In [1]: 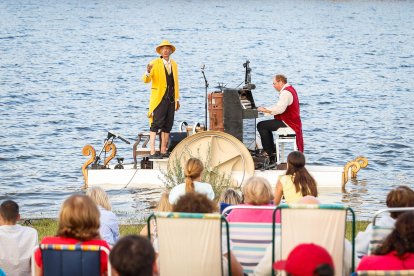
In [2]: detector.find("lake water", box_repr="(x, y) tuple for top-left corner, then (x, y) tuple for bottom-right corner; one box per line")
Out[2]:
(1, 0), (413, 222)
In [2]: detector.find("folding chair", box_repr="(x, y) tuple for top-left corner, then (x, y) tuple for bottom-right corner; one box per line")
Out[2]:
(272, 204), (355, 276)
(222, 205), (280, 275)
(32, 244), (111, 276)
(148, 212), (231, 276)
(368, 207), (414, 255)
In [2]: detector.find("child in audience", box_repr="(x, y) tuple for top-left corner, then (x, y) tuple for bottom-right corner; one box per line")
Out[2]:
(355, 186), (414, 258)
(87, 186), (120, 245)
(140, 191), (173, 241)
(0, 200), (38, 276)
(273, 243), (334, 276)
(219, 188), (243, 213)
(357, 211), (414, 270)
(274, 151), (318, 205)
(169, 158), (215, 204)
(110, 235), (158, 276)
(226, 176), (280, 223)
(34, 194), (110, 276)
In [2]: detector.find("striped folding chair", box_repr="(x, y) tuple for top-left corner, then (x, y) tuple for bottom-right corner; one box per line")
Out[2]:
(272, 204), (355, 276)
(32, 244), (111, 276)
(222, 205), (280, 275)
(148, 211), (231, 276)
(368, 207), (414, 255)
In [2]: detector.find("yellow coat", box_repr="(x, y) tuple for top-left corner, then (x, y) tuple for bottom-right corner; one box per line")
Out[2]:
(142, 57), (179, 124)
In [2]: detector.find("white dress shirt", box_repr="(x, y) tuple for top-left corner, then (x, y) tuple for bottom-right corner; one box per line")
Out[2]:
(265, 83), (293, 115)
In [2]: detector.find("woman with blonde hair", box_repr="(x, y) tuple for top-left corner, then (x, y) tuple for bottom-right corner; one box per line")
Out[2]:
(274, 151), (318, 205)
(86, 186), (119, 245)
(34, 194), (110, 275)
(226, 176), (280, 223)
(169, 158), (214, 204)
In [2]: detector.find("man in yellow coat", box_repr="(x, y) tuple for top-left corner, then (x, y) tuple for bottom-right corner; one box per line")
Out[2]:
(142, 40), (180, 159)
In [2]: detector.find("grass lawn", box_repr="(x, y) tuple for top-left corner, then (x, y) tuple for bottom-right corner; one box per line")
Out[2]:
(26, 218), (369, 242)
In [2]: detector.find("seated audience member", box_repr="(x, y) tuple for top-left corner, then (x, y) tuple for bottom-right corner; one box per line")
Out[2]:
(87, 186), (120, 245)
(172, 192), (244, 276)
(226, 176), (280, 223)
(169, 158), (215, 204)
(219, 188), (243, 213)
(274, 151), (318, 205)
(254, 196), (354, 276)
(355, 186), (414, 258)
(357, 211), (414, 271)
(140, 191), (173, 242)
(0, 200), (38, 276)
(110, 235), (158, 276)
(273, 243), (334, 276)
(34, 194), (110, 276)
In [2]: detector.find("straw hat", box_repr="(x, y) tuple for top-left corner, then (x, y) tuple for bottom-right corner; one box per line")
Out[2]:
(156, 40), (176, 54)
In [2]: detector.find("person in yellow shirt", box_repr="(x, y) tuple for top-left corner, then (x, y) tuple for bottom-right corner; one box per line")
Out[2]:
(274, 151), (318, 204)
(142, 40), (180, 159)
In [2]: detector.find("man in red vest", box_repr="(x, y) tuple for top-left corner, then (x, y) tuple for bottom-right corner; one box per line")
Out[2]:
(257, 74), (304, 163)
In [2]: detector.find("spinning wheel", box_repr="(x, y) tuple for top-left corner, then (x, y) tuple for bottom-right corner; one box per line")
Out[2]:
(168, 131), (255, 186)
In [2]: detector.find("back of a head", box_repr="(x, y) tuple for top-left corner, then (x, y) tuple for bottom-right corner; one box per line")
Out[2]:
(110, 235), (155, 276)
(57, 194), (100, 241)
(156, 191), (173, 212)
(286, 151), (318, 197)
(220, 188), (243, 205)
(173, 192), (216, 213)
(375, 211), (414, 256)
(242, 176), (272, 205)
(86, 186), (112, 211)
(184, 158), (204, 193)
(386, 186), (414, 219)
(0, 200), (19, 224)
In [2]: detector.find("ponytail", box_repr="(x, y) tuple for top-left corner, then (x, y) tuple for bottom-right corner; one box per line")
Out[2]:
(184, 158), (204, 193)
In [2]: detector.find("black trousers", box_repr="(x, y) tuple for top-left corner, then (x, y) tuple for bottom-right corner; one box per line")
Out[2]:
(257, 119), (287, 156)
(150, 97), (175, 133)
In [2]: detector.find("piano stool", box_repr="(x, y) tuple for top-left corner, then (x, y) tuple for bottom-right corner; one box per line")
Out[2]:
(273, 127), (297, 164)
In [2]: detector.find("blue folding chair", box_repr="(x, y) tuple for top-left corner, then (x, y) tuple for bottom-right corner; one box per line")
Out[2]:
(32, 244), (111, 276)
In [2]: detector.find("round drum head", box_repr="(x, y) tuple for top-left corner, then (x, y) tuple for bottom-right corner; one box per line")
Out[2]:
(168, 131), (255, 186)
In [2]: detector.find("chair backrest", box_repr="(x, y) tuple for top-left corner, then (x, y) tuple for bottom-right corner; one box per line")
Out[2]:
(273, 204), (355, 276)
(368, 207), (414, 255)
(148, 212), (230, 276)
(32, 244), (111, 276)
(356, 270), (414, 276)
(222, 205), (281, 275)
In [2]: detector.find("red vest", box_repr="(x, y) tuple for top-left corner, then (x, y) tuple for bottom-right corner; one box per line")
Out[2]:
(274, 85), (304, 152)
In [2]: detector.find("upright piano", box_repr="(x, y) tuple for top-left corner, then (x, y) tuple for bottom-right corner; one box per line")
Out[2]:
(208, 71), (258, 142)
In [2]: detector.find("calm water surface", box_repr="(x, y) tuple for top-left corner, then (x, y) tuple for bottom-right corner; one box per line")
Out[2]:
(1, 0), (413, 222)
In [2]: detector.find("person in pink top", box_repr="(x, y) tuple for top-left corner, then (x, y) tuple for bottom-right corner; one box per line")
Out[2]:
(357, 211), (414, 271)
(226, 176), (280, 223)
(34, 194), (110, 276)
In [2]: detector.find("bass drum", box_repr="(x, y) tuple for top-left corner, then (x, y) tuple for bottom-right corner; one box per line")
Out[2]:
(167, 131), (255, 187)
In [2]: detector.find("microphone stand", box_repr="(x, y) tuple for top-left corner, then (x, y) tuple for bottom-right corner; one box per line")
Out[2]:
(201, 67), (209, 130)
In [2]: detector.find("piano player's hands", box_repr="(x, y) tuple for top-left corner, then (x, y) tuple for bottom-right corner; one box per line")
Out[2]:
(257, 106), (270, 114)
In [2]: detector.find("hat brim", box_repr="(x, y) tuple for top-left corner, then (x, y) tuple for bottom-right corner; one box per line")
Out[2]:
(156, 45), (176, 55)
(273, 260), (287, 271)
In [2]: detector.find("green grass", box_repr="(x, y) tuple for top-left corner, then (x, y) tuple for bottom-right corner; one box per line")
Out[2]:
(26, 218), (369, 242)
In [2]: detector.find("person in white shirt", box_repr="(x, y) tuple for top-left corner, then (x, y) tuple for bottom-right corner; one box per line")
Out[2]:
(355, 186), (414, 259)
(257, 74), (304, 164)
(0, 200), (38, 276)
(169, 158), (215, 204)
(86, 186), (120, 246)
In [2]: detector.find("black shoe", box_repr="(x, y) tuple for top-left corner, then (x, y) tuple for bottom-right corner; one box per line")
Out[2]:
(161, 152), (170, 158)
(149, 153), (162, 159)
